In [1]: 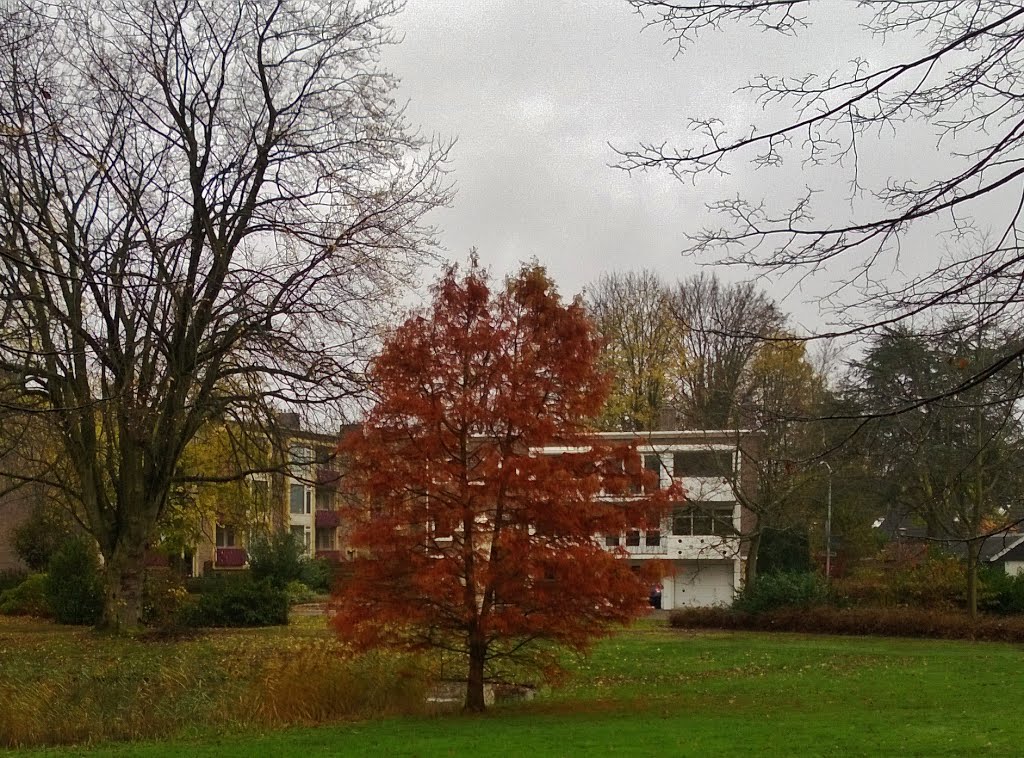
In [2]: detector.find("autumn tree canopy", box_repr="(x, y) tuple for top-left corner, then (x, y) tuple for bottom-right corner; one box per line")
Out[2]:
(332, 263), (669, 712)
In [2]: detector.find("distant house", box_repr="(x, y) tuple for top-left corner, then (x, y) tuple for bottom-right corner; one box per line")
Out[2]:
(566, 429), (758, 609)
(192, 426), (759, 604)
(979, 533), (1024, 577)
(191, 416), (351, 575)
(872, 513), (1024, 577)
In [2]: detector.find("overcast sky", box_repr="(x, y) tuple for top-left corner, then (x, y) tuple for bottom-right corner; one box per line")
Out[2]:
(379, 0), (893, 333)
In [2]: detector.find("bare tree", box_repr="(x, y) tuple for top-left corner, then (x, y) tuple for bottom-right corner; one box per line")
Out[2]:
(670, 272), (782, 428)
(0, 0), (450, 631)
(586, 270), (677, 431)
(619, 1), (1024, 395)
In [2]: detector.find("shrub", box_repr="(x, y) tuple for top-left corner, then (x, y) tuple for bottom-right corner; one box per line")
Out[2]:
(980, 567), (1024, 615)
(832, 557), (965, 610)
(0, 568), (28, 593)
(0, 573), (51, 617)
(181, 576), (288, 627)
(300, 557), (333, 594)
(46, 538), (103, 625)
(733, 571), (829, 614)
(248, 532), (307, 589)
(141, 569), (192, 631)
(12, 505), (76, 572)
(285, 580), (316, 605)
(670, 605), (1024, 642)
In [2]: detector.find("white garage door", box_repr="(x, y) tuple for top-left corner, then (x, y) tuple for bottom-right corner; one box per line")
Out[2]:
(673, 562), (735, 608)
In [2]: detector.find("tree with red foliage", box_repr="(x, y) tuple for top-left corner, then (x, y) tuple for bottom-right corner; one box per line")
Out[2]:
(331, 262), (671, 712)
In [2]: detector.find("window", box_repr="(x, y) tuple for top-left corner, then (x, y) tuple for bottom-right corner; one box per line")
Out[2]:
(645, 529), (661, 547)
(289, 484), (305, 515)
(289, 445), (313, 479)
(315, 486), (334, 511)
(315, 527), (334, 550)
(673, 450), (733, 477)
(671, 503), (735, 535)
(644, 454), (662, 490)
(604, 534), (620, 547)
(290, 525), (310, 549)
(215, 525), (236, 548)
(625, 529), (641, 547)
(671, 506), (690, 536)
(692, 508), (715, 535)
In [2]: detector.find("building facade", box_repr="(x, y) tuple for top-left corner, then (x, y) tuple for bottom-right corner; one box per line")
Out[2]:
(191, 420), (351, 575)
(585, 430), (758, 609)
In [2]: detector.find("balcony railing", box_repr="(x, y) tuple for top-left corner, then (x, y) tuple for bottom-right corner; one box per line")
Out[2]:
(315, 549), (344, 563)
(619, 542), (668, 556)
(315, 509), (341, 528)
(215, 547), (247, 568)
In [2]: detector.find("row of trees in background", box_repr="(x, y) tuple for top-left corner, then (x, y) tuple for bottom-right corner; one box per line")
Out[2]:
(613, 0), (1024, 616)
(587, 270), (830, 582)
(845, 315), (1024, 616)
(586, 269), (1024, 615)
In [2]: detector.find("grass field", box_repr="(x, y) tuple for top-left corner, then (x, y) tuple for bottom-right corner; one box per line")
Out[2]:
(4, 615), (1023, 756)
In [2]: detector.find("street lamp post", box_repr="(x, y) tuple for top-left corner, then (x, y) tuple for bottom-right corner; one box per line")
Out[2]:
(820, 461), (833, 580)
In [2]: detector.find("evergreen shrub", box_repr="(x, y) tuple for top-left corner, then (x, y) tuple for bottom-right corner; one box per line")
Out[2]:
(46, 538), (103, 625)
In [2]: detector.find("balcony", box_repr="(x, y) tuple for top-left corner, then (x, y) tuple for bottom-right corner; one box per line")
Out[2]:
(620, 541), (668, 556)
(315, 509), (341, 528)
(604, 531), (667, 557)
(215, 547), (247, 568)
(665, 535), (740, 561)
(315, 549), (344, 563)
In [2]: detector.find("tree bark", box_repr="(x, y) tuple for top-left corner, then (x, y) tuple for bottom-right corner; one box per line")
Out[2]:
(966, 539), (980, 620)
(464, 637), (487, 713)
(744, 530), (761, 587)
(98, 541), (147, 633)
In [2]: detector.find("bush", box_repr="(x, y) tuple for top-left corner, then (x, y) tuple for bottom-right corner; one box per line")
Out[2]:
(670, 605), (1024, 642)
(733, 571), (829, 614)
(0, 569), (28, 593)
(980, 567), (1024, 615)
(300, 558), (333, 594)
(141, 569), (192, 631)
(0, 574), (51, 617)
(832, 557), (965, 610)
(12, 506), (76, 572)
(181, 575), (288, 627)
(248, 532), (306, 589)
(46, 538), (103, 625)
(285, 580), (316, 605)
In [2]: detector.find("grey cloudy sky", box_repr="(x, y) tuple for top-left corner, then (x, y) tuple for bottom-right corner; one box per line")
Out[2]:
(380, 1), (930, 333)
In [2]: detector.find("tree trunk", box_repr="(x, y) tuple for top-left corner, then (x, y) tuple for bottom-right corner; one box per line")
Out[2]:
(744, 530), (761, 587)
(98, 542), (146, 633)
(464, 638), (487, 713)
(966, 539), (980, 620)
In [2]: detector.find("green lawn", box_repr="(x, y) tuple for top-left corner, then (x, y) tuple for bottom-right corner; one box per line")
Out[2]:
(5, 617), (1023, 757)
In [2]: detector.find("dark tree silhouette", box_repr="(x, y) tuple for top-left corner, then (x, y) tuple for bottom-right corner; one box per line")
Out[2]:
(0, 0), (450, 631)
